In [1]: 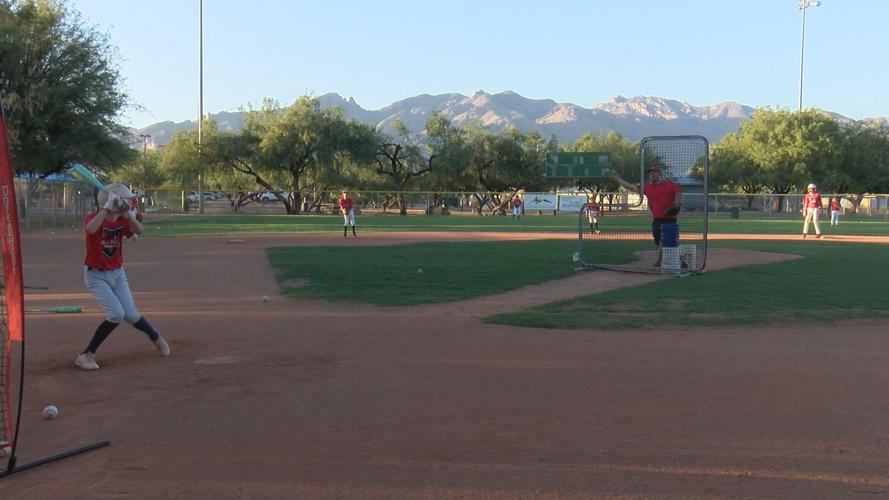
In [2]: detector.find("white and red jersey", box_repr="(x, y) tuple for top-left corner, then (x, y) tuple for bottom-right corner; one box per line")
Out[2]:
(338, 196), (353, 213)
(84, 212), (133, 270)
(638, 181), (681, 219)
(829, 198), (840, 211)
(804, 192), (823, 209)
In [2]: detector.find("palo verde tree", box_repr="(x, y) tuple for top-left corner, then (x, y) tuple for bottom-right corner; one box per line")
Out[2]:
(423, 112), (473, 195)
(256, 96), (377, 214)
(735, 108), (843, 199)
(830, 122), (889, 213)
(463, 125), (539, 215)
(0, 0), (132, 173)
(710, 134), (767, 209)
(374, 120), (433, 215)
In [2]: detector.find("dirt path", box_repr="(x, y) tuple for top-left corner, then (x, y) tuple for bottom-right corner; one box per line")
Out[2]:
(4, 229), (889, 499)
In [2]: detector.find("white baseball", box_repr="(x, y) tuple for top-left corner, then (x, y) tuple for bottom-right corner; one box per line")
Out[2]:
(417, 268), (423, 273)
(262, 295), (269, 302)
(43, 405), (59, 419)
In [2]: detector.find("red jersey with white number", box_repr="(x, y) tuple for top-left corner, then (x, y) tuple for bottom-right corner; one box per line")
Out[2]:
(84, 213), (133, 270)
(338, 197), (353, 212)
(637, 181), (681, 219)
(803, 192), (822, 209)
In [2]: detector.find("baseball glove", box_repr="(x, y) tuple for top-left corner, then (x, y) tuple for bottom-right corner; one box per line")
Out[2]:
(664, 205), (681, 217)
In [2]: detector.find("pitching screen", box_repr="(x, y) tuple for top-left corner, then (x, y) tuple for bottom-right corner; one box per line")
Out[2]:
(576, 135), (709, 275)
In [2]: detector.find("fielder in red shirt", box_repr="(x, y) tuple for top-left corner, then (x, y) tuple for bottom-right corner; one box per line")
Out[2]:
(609, 165), (682, 267)
(511, 194), (523, 220)
(75, 183), (170, 371)
(801, 183), (823, 238)
(339, 189), (357, 237)
(829, 195), (841, 226)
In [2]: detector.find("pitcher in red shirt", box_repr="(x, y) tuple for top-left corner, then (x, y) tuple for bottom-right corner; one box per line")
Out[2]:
(609, 165), (682, 267)
(801, 183), (823, 238)
(339, 189), (357, 237)
(75, 183), (170, 371)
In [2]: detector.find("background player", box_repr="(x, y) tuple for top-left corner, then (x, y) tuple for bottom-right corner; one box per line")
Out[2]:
(511, 194), (523, 220)
(75, 184), (170, 370)
(829, 195), (841, 226)
(609, 165), (682, 267)
(339, 189), (357, 237)
(580, 195), (601, 234)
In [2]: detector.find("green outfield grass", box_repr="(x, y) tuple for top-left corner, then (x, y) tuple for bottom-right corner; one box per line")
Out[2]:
(268, 239), (598, 306)
(146, 212), (889, 237)
(486, 240), (889, 330)
(268, 237), (889, 329)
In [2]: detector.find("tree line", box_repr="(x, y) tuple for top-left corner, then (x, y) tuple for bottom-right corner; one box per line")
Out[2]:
(2, 0), (888, 215)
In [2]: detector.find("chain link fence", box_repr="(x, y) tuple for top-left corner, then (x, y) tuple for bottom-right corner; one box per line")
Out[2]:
(12, 178), (889, 230)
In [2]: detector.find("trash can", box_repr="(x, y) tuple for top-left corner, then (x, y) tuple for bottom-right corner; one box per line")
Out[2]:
(660, 223), (679, 248)
(660, 223), (681, 271)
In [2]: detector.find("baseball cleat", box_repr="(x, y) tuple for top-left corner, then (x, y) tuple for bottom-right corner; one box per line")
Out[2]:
(75, 352), (100, 370)
(154, 335), (171, 356)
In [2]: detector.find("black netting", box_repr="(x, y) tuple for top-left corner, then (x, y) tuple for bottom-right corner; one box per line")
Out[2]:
(577, 136), (709, 275)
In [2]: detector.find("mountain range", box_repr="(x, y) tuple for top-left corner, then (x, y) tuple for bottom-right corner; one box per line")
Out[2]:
(134, 91), (888, 148)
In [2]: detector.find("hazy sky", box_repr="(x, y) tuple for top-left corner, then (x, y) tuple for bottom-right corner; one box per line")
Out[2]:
(69, 0), (888, 129)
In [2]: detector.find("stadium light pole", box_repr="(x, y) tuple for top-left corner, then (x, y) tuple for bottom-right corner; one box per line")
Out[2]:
(797, 0), (821, 112)
(197, 0), (204, 213)
(139, 134), (151, 157)
(138, 134), (151, 179)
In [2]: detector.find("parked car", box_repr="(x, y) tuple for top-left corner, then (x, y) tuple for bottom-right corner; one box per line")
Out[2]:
(188, 191), (220, 202)
(259, 191), (289, 202)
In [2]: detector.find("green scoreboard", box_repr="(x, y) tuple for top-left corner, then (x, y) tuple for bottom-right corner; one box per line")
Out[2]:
(545, 152), (613, 178)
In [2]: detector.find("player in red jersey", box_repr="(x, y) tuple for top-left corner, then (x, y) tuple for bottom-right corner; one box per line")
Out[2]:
(339, 189), (357, 237)
(829, 195), (841, 226)
(511, 194), (523, 219)
(75, 184), (170, 370)
(801, 183), (823, 238)
(609, 165), (682, 267)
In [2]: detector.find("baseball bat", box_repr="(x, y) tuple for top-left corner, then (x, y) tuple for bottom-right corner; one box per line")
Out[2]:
(68, 164), (107, 192)
(25, 305), (82, 314)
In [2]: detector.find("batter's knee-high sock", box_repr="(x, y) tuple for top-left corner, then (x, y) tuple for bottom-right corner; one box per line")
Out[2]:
(132, 316), (160, 341)
(352, 225), (357, 236)
(84, 320), (120, 354)
(343, 226), (348, 237)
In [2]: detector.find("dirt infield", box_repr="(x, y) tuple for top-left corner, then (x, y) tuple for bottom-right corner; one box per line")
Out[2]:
(4, 229), (889, 498)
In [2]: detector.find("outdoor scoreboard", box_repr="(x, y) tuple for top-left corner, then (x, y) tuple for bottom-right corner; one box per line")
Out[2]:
(545, 152), (613, 178)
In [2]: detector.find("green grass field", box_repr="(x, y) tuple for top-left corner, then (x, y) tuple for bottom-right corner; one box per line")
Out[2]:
(147, 212), (889, 237)
(145, 212), (889, 330)
(269, 239), (585, 306)
(486, 240), (889, 330)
